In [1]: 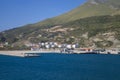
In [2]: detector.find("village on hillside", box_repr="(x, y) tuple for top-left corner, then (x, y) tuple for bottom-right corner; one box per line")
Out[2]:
(1, 41), (120, 54)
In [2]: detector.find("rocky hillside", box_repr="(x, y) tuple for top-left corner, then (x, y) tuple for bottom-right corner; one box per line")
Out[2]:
(0, 0), (120, 49)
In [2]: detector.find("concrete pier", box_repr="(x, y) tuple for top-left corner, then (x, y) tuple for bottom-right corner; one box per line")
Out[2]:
(0, 49), (119, 57)
(0, 51), (42, 57)
(0, 50), (61, 57)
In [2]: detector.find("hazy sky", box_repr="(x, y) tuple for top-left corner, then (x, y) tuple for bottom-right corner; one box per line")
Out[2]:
(0, 0), (86, 31)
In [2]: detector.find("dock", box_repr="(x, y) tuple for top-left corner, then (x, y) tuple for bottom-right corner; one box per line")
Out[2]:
(0, 51), (42, 57)
(0, 50), (61, 57)
(0, 48), (120, 57)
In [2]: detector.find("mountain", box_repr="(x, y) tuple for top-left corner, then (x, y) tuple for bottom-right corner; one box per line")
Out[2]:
(35, 0), (120, 25)
(0, 0), (120, 49)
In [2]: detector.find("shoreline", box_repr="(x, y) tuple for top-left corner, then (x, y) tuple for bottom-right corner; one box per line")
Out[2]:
(0, 50), (61, 57)
(0, 49), (119, 57)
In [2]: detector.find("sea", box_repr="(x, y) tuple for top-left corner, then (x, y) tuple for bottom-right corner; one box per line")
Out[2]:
(0, 53), (120, 80)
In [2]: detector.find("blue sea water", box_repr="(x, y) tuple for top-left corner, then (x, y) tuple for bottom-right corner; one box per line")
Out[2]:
(0, 53), (120, 80)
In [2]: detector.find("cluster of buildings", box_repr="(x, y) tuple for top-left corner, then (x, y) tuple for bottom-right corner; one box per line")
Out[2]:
(1, 41), (120, 54)
(26, 42), (120, 54)
(26, 42), (79, 51)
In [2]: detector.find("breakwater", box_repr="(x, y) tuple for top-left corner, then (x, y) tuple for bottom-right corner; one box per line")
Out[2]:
(0, 50), (61, 57)
(0, 48), (120, 57)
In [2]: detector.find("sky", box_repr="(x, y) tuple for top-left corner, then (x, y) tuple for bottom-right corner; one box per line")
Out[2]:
(0, 0), (86, 32)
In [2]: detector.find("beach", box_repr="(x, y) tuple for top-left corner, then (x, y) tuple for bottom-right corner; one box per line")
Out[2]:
(0, 50), (61, 57)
